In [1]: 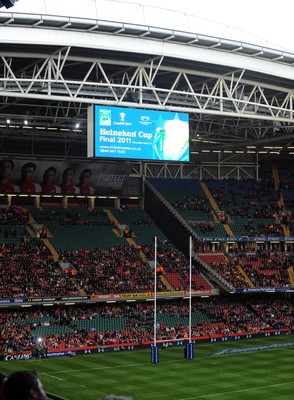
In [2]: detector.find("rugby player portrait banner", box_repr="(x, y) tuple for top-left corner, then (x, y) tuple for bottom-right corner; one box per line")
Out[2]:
(0, 159), (131, 195)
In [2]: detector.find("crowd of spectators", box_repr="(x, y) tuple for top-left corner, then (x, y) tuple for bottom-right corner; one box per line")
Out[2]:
(172, 178), (289, 241)
(198, 223), (215, 234)
(59, 243), (208, 295)
(0, 205), (30, 241)
(205, 179), (281, 232)
(0, 297), (292, 355)
(242, 222), (284, 237)
(0, 240), (79, 299)
(198, 250), (293, 289)
(173, 195), (210, 214)
(142, 244), (207, 290)
(250, 298), (293, 330)
(0, 204), (291, 300)
(143, 245), (189, 274)
(279, 164), (294, 191)
(204, 258), (250, 289)
(227, 206), (277, 220)
(60, 245), (165, 294)
(0, 200), (291, 300)
(60, 214), (115, 226)
(35, 208), (114, 227)
(0, 205), (29, 226)
(132, 217), (154, 226)
(0, 195), (292, 369)
(241, 251), (293, 288)
(289, 222), (294, 236)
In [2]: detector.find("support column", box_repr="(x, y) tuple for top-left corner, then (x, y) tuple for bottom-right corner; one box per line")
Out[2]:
(114, 198), (120, 209)
(89, 197), (95, 210)
(34, 196), (40, 208)
(62, 196), (68, 209)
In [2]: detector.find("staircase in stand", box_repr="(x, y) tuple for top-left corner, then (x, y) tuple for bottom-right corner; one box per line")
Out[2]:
(200, 181), (235, 238)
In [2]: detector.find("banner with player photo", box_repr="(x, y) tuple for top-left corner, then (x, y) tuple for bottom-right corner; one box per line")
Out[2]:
(0, 159), (131, 195)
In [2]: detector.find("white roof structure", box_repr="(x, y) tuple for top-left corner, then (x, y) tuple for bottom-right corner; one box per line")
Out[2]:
(8, 0), (294, 53)
(0, 0), (293, 177)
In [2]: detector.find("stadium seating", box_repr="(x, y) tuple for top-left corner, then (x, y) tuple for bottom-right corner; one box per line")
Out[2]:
(0, 297), (292, 354)
(0, 172), (293, 359)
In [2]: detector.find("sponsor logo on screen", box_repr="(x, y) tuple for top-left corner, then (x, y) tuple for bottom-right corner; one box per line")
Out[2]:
(99, 109), (111, 126)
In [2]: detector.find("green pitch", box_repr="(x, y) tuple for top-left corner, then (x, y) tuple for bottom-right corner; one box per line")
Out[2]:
(1, 336), (294, 400)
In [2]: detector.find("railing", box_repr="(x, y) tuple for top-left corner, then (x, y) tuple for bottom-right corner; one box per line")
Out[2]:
(46, 392), (68, 400)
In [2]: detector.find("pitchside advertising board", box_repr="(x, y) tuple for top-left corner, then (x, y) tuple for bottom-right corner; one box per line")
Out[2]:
(88, 105), (190, 162)
(2, 330), (293, 361)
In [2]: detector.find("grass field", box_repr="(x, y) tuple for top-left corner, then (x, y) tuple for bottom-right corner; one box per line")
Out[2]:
(1, 336), (294, 400)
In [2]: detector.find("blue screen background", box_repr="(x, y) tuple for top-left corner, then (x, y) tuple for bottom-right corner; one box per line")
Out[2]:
(94, 106), (189, 162)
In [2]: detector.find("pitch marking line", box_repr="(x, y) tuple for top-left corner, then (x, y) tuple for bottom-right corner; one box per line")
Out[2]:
(178, 381), (294, 399)
(40, 358), (182, 376)
(43, 373), (64, 381)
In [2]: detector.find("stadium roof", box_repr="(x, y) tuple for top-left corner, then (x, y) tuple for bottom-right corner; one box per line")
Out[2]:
(0, 0), (293, 163)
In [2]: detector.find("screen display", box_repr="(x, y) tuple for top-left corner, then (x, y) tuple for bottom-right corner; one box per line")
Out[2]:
(88, 105), (189, 162)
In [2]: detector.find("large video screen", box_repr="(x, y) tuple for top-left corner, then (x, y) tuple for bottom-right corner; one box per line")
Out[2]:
(87, 105), (189, 162)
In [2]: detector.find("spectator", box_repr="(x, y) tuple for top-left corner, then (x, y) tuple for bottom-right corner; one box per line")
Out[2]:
(0, 372), (7, 400)
(3, 370), (47, 400)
